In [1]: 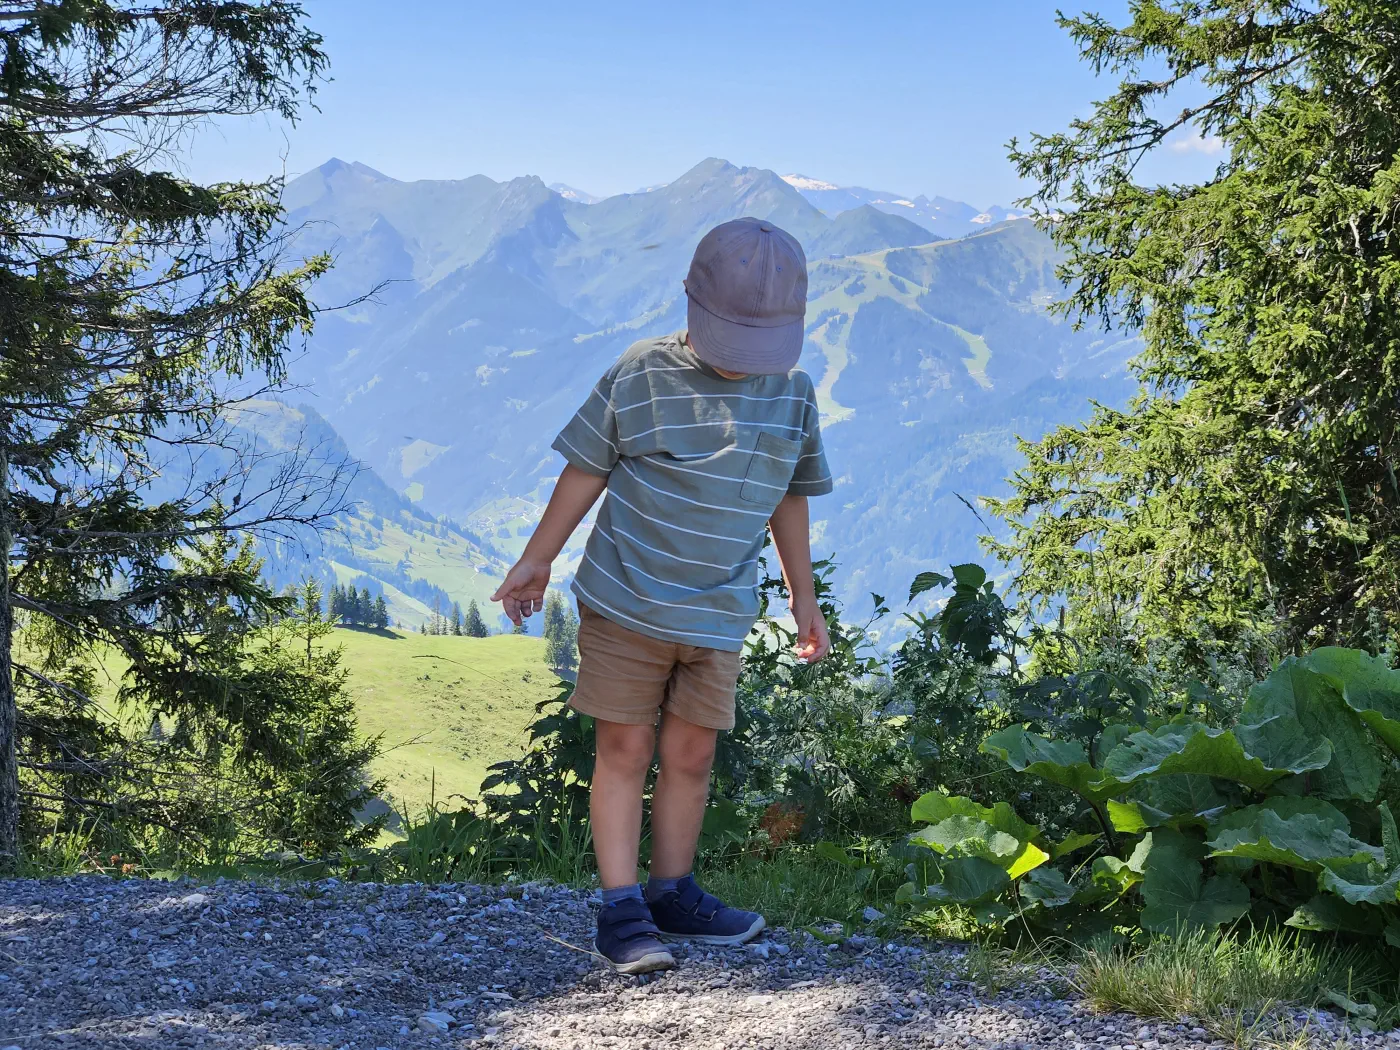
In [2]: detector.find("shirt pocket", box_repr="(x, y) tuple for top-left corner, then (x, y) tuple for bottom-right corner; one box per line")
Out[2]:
(739, 431), (801, 505)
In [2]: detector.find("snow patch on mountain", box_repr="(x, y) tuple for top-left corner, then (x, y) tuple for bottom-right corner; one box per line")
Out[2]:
(782, 173), (841, 191)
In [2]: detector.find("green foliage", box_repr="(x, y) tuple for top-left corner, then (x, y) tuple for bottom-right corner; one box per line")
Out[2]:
(0, 0), (337, 865)
(542, 591), (578, 672)
(388, 801), (498, 884)
(463, 600), (489, 638)
(1077, 926), (1400, 1042)
(720, 558), (905, 837)
(935, 646), (1400, 952)
(478, 685), (594, 868)
(993, 0), (1400, 657)
(18, 533), (385, 870)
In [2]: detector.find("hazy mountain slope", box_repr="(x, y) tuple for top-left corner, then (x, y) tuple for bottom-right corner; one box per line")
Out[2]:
(217, 400), (511, 628)
(809, 205), (935, 259)
(277, 157), (1137, 613)
(780, 173), (1026, 239)
(548, 182), (602, 204)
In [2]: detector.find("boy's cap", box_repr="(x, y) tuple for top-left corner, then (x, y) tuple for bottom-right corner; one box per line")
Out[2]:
(684, 217), (808, 375)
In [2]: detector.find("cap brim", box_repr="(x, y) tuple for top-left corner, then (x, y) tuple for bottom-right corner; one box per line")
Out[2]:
(687, 293), (803, 375)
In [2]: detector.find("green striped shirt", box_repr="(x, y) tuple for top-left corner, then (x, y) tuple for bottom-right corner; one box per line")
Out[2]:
(552, 331), (833, 652)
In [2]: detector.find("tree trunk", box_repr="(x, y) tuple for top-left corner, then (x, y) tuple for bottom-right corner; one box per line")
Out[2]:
(0, 444), (19, 869)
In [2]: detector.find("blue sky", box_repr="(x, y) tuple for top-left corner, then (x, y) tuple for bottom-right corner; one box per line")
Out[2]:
(188, 0), (1222, 207)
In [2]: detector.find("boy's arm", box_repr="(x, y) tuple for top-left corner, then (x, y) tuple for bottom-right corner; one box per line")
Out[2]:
(769, 493), (831, 663)
(491, 464), (607, 625)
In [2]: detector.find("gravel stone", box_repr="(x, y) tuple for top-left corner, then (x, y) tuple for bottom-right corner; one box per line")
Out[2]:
(0, 876), (1377, 1048)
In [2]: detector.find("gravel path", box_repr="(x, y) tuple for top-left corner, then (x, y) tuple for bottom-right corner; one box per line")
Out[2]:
(0, 877), (1377, 1049)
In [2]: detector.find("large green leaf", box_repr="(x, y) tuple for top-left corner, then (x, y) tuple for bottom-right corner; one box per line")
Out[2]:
(1318, 859), (1400, 906)
(1102, 721), (1329, 792)
(1137, 829), (1251, 934)
(912, 816), (1020, 861)
(910, 793), (1037, 842)
(1207, 798), (1382, 871)
(1051, 831), (1102, 859)
(909, 793), (1047, 878)
(1300, 647), (1400, 761)
(1108, 800), (1166, 834)
(1084, 855), (1142, 903)
(924, 856), (1011, 905)
(1241, 657), (1382, 801)
(1021, 866), (1077, 908)
(1382, 802), (1400, 870)
(1110, 774), (1228, 833)
(1286, 895), (1377, 934)
(980, 726), (1120, 802)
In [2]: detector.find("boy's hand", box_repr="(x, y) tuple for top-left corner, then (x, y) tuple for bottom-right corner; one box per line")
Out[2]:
(491, 558), (552, 625)
(792, 601), (831, 663)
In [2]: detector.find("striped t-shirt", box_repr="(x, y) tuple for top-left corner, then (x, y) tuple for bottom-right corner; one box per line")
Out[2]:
(552, 331), (833, 652)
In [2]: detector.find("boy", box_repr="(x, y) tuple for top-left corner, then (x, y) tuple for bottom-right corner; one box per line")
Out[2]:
(492, 217), (832, 974)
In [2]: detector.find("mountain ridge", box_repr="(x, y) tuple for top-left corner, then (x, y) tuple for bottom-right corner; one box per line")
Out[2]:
(279, 156), (1136, 614)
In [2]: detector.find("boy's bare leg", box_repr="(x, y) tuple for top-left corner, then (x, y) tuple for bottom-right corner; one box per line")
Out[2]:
(591, 718), (657, 888)
(649, 711), (719, 878)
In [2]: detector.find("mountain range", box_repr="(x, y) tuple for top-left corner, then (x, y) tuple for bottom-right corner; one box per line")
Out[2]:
(272, 157), (1138, 625)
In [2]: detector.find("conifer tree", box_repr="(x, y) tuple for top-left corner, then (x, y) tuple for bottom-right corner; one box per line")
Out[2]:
(373, 595), (389, 630)
(296, 579), (330, 669)
(993, 1), (1400, 657)
(558, 605), (579, 672)
(0, 1), (338, 865)
(464, 600), (488, 638)
(451, 602), (463, 636)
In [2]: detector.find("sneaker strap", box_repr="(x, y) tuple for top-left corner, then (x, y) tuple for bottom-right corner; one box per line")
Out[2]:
(602, 899), (662, 942)
(676, 878), (721, 920)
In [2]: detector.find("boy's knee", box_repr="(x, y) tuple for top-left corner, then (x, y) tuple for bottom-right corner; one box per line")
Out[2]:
(595, 721), (655, 777)
(659, 730), (716, 780)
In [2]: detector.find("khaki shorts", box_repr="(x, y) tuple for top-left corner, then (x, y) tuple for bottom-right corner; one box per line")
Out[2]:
(568, 603), (741, 731)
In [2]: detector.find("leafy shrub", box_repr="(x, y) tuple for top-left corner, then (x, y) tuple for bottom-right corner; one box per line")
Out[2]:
(720, 559), (905, 837)
(478, 684), (594, 870)
(901, 646), (1400, 951)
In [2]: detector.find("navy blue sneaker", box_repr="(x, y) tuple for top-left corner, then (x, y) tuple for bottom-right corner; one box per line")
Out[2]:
(594, 898), (676, 974)
(647, 875), (766, 945)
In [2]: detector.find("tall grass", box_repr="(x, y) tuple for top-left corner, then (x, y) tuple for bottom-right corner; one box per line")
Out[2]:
(1074, 927), (1399, 1044)
(697, 847), (900, 929)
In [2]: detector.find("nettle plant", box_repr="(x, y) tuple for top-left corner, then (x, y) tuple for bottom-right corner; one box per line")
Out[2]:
(898, 647), (1400, 946)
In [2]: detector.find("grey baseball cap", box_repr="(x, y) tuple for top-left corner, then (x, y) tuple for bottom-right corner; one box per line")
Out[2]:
(684, 217), (808, 375)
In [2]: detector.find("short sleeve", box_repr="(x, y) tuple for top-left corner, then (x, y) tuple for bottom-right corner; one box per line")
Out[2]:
(787, 396), (833, 496)
(553, 371), (619, 477)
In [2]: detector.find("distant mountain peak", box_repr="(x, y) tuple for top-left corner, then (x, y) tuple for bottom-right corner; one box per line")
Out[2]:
(676, 157), (741, 182)
(312, 157), (393, 182)
(782, 174), (841, 191)
(549, 182), (602, 204)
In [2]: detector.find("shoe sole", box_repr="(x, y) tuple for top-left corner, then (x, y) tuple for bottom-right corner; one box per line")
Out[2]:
(659, 914), (767, 946)
(593, 940), (676, 975)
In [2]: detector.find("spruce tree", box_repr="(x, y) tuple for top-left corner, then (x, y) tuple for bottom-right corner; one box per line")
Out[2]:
(993, 1), (1400, 657)
(464, 600), (488, 638)
(558, 605), (579, 673)
(451, 602), (463, 636)
(373, 595), (389, 630)
(0, 1), (335, 865)
(543, 591), (567, 665)
(297, 579), (330, 669)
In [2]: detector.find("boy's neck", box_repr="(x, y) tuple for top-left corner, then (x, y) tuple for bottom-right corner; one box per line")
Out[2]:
(680, 332), (749, 380)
